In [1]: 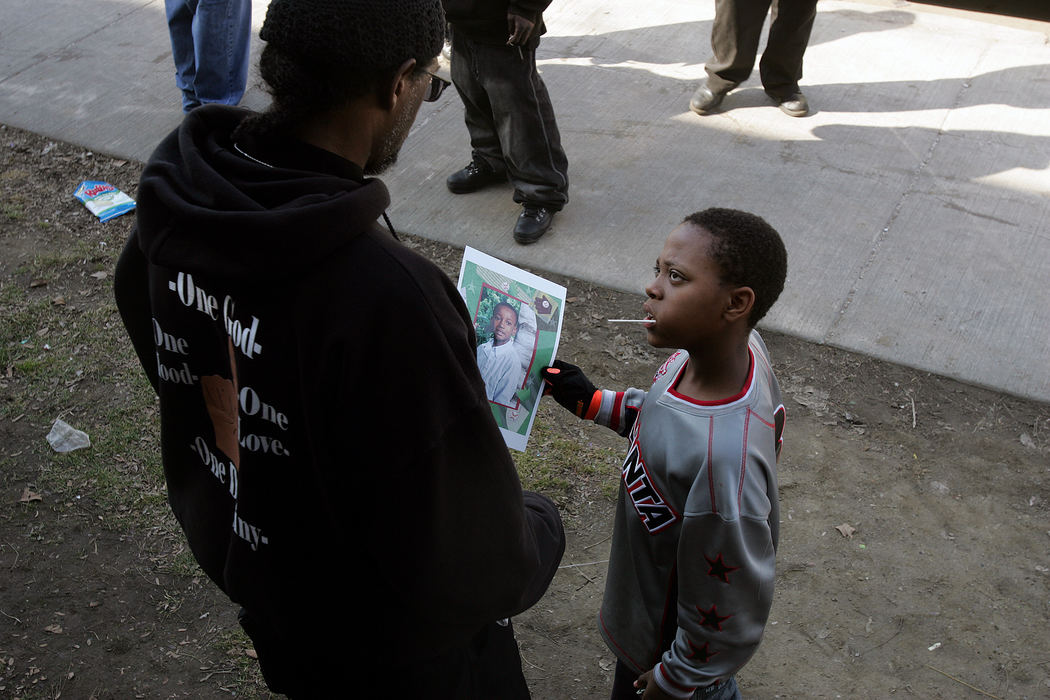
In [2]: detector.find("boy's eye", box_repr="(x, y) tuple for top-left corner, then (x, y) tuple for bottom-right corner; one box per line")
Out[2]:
(669, 270), (683, 282)
(653, 265), (661, 278)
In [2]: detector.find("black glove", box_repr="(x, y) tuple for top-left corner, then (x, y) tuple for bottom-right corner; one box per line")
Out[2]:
(541, 360), (600, 419)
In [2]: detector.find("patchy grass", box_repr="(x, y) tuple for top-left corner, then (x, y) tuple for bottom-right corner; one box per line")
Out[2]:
(513, 404), (623, 503)
(210, 628), (275, 696)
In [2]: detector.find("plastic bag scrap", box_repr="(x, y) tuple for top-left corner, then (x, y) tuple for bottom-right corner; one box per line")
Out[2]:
(47, 418), (91, 453)
(73, 180), (136, 222)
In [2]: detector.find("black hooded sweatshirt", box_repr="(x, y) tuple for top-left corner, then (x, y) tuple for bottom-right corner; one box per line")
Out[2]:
(114, 105), (563, 694)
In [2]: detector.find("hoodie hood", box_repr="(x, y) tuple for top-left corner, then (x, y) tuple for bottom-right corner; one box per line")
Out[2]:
(134, 105), (391, 284)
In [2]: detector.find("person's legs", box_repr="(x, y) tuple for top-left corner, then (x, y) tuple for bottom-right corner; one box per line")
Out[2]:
(472, 619), (531, 699)
(190, 0), (252, 108)
(705, 0), (775, 94)
(758, 0), (818, 98)
(610, 659), (642, 700)
(165, 0), (201, 111)
(450, 33), (508, 175)
(240, 605), (479, 698)
(471, 43), (568, 211)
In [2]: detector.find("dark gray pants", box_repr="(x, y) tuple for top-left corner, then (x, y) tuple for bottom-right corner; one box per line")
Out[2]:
(450, 32), (569, 211)
(705, 0), (818, 98)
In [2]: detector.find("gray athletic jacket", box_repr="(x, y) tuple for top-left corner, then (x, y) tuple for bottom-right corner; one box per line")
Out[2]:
(593, 332), (785, 698)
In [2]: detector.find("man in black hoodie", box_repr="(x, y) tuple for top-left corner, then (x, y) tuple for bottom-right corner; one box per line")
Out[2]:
(443, 0), (569, 244)
(113, 0), (564, 697)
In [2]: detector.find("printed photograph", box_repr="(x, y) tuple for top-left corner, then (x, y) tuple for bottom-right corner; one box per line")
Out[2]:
(458, 247), (566, 451)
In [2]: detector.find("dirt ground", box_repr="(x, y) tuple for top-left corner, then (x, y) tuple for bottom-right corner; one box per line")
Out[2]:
(2, 125), (1049, 699)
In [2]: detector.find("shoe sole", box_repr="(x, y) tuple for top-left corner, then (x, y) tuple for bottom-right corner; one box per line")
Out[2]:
(514, 231), (548, 244)
(513, 221), (553, 245)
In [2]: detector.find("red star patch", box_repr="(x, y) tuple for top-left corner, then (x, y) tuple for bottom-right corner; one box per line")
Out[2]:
(697, 604), (732, 630)
(705, 553), (739, 583)
(687, 639), (720, 663)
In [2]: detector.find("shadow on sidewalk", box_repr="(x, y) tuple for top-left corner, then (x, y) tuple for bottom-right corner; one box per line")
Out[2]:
(911, 0), (1050, 23)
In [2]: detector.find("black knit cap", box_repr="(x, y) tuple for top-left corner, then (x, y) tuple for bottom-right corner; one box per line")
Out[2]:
(260, 0), (445, 72)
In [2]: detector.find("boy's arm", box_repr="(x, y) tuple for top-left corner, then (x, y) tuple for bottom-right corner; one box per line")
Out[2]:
(541, 360), (644, 436)
(652, 495), (777, 697)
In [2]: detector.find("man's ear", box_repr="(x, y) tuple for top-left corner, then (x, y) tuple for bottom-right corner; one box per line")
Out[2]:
(380, 58), (419, 110)
(725, 286), (755, 324)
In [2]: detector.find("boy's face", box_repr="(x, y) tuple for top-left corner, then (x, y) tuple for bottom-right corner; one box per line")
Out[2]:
(643, 223), (730, 350)
(490, 305), (518, 346)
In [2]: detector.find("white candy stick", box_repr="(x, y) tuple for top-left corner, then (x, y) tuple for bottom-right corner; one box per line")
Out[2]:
(607, 319), (651, 323)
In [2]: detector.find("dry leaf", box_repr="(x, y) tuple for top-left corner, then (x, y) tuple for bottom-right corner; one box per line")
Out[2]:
(52, 296), (66, 306)
(835, 523), (855, 538)
(245, 648), (258, 659)
(30, 278), (48, 288)
(90, 271), (108, 280)
(19, 488), (42, 503)
(45, 624), (63, 634)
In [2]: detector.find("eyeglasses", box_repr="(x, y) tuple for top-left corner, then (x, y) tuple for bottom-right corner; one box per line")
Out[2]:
(422, 70), (451, 102)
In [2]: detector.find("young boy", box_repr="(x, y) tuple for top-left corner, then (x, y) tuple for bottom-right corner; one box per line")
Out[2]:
(542, 208), (787, 700)
(478, 301), (526, 405)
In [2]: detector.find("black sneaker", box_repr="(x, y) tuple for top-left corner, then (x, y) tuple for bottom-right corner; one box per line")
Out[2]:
(513, 205), (554, 244)
(446, 160), (506, 194)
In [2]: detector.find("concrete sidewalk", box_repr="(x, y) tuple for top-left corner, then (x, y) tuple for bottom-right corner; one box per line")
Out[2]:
(2, 0), (1048, 401)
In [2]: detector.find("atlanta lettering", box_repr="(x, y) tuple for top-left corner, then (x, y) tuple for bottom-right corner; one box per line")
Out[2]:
(622, 425), (677, 534)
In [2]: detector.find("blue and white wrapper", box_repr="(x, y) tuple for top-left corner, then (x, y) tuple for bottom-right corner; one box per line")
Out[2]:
(74, 180), (136, 222)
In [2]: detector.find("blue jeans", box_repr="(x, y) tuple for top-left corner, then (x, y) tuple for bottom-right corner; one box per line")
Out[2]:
(165, 0), (252, 112)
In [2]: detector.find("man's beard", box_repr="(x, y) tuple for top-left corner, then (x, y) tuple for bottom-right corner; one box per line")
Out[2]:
(364, 97), (418, 175)
(364, 150), (398, 175)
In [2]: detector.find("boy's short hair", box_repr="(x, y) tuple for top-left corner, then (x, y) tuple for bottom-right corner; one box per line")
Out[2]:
(683, 208), (787, 327)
